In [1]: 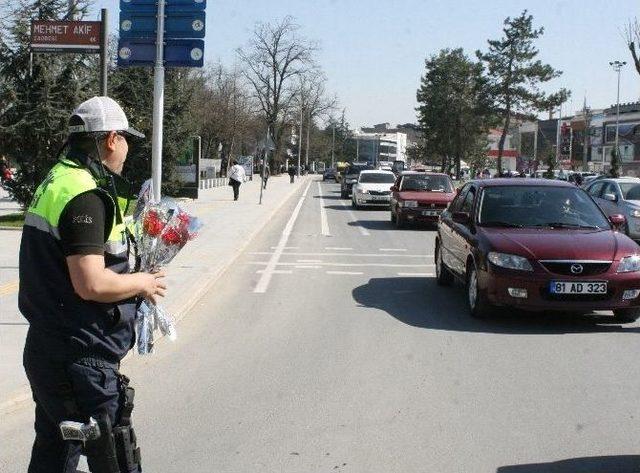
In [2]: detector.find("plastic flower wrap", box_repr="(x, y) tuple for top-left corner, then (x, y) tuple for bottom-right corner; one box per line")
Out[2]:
(133, 186), (202, 354)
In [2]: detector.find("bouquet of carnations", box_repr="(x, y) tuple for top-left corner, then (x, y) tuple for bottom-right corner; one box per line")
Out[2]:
(132, 186), (202, 354)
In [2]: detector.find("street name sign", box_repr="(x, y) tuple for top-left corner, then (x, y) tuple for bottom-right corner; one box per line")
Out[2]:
(31, 21), (101, 53)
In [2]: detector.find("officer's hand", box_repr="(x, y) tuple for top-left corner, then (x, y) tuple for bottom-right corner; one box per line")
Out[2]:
(139, 271), (167, 305)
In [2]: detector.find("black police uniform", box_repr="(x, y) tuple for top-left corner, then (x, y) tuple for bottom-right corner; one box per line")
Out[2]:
(19, 155), (141, 473)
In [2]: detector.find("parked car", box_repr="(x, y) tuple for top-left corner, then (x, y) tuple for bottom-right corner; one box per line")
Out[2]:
(351, 170), (396, 209)
(323, 168), (336, 181)
(435, 178), (640, 322)
(390, 172), (456, 228)
(340, 162), (372, 198)
(584, 177), (640, 240)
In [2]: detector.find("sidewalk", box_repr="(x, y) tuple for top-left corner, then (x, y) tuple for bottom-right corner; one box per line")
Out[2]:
(0, 175), (309, 413)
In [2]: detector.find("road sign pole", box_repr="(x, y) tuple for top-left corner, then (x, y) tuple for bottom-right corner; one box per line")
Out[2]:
(151, 0), (166, 202)
(99, 9), (108, 96)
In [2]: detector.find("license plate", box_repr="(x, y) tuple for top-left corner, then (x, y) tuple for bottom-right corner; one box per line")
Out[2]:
(422, 210), (440, 216)
(549, 281), (607, 294)
(371, 195), (387, 200)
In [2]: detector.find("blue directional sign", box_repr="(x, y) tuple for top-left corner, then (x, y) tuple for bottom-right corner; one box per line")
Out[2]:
(120, 11), (206, 39)
(118, 0), (207, 68)
(117, 38), (204, 67)
(120, 0), (206, 13)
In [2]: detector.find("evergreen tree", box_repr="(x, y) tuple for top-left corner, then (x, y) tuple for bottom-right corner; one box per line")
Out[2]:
(416, 48), (495, 177)
(477, 10), (568, 175)
(0, 0), (96, 207)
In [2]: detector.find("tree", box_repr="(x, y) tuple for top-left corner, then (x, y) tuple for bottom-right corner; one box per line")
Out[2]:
(0, 0), (97, 207)
(477, 10), (569, 174)
(237, 16), (316, 168)
(416, 48), (495, 177)
(625, 18), (640, 77)
(609, 148), (621, 178)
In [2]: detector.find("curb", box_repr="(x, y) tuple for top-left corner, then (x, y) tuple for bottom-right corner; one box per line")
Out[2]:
(0, 226), (22, 232)
(0, 177), (311, 416)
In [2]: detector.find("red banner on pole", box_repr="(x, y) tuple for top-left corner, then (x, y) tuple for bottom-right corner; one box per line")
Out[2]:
(31, 20), (102, 53)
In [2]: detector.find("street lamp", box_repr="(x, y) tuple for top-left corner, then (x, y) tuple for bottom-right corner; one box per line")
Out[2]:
(609, 60), (626, 170)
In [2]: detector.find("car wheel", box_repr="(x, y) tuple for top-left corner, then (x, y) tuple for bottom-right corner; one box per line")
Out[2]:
(390, 211), (396, 223)
(341, 190), (348, 199)
(352, 198), (358, 209)
(435, 243), (454, 286)
(612, 308), (640, 323)
(467, 264), (493, 319)
(395, 211), (404, 229)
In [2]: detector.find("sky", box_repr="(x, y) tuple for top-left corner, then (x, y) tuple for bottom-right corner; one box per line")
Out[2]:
(89, 0), (640, 129)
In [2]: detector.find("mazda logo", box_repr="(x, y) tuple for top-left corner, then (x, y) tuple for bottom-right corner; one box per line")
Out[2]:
(570, 264), (584, 274)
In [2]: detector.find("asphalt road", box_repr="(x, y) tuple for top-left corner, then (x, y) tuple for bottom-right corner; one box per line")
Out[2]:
(2, 179), (640, 473)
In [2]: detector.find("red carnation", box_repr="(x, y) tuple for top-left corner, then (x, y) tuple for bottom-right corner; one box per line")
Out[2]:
(143, 211), (165, 237)
(161, 227), (183, 245)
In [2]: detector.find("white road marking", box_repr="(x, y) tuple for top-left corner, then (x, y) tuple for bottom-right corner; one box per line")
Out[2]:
(256, 270), (293, 274)
(398, 272), (434, 277)
(271, 246), (298, 250)
(295, 265), (321, 269)
(380, 248), (407, 252)
(250, 251), (432, 258)
(249, 262), (435, 268)
(325, 247), (353, 251)
(254, 181), (312, 293)
(327, 271), (364, 275)
(297, 259), (322, 263)
(318, 182), (331, 236)
(341, 200), (370, 236)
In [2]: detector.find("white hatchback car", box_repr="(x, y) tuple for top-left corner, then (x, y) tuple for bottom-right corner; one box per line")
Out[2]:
(352, 170), (397, 209)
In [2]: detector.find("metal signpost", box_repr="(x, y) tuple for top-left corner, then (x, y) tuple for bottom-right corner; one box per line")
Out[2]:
(30, 12), (109, 95)
(118, 0), (207, 202)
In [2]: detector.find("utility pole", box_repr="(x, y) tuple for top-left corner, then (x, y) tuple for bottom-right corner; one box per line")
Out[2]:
(151, 0), (166, 202)
(582, 98), (591, 172)
(99, 9), (108, 96)
(305, 110), (311, 171)
(298, 93), (303, 177)
(610, 60), (626, 173)
(331, 124), (335, 168)
(555, 102), (562, 167)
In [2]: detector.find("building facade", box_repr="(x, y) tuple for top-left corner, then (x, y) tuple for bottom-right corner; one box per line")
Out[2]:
(353, 123), (408, 164)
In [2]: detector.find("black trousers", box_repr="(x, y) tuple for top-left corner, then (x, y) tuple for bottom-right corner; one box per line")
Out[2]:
(23, 341), (137, 473)
(289, 175), (295, 183)
(230, 180), (241, 200)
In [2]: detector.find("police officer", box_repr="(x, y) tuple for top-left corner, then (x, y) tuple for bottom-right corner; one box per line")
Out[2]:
(19, 96), (166, 472)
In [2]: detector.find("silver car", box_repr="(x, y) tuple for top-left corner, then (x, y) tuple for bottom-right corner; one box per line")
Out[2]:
(585, 177), (640, 240)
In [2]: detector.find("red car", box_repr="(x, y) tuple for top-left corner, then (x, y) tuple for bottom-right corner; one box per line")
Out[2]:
(390, 172), (456, 228)
(436, 179), (640, 322)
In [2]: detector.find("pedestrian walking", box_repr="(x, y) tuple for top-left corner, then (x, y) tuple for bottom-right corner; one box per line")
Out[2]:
(262, 164), (270, 189)
(288, 165), (296, 184)
(228, 159), (246, 201)
(19, 96), (166, 472)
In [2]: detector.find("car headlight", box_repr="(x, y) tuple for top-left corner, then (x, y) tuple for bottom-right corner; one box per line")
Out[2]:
(630, 209), (640, 218)
(487, 252), (533, 271)
(358, 188), (368, 194)
(402, 200), (418, 208)
(617, 255), (640, 273)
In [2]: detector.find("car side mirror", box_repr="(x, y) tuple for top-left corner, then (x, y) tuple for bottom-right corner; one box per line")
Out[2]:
(452, 211), (470, 225)
(609, 214), (626, 229)
(390, 186), (398, 192)
(603, 193), (618, 202)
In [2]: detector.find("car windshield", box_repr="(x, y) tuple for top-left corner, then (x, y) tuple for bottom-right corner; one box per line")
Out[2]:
(619, 182), (640, 200)
(346, 165), (371, 175)
(359, 173), (395, 183)
(401, 175), (453, 192)
(478, 186), (610, 229)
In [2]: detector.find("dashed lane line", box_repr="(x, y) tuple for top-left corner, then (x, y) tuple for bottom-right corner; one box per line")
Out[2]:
(326, 271), (364, 276)
(380, 248), (407, 252)
(340, 200), (370, 236)
(295, 265), (322, 269)
(249, 262), (435, 268)
(318, 182), (331, 236)
(256, 270), (293, 275)
(297, 259), (323, 263)
(254, 181), (312, 293)
(398, 272), (435, 277)
(325, 247), (353, 251)
(250, 251), (432, 258)
(0, 280), (19, 297)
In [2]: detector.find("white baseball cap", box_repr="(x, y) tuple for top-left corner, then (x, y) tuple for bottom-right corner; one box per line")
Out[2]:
(69, 96), (145, 138)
